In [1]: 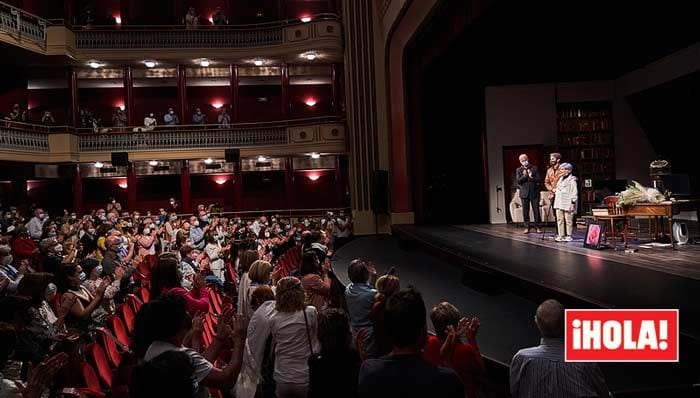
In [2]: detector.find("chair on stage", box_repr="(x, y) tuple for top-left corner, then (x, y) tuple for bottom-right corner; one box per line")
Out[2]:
(594, 196), (629, 247)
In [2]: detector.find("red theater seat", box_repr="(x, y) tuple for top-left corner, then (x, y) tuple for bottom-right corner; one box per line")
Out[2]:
(106, 315), (131, 347)
(86, 343), (114, 388)
(117, 303), (136, 334)
(96, 328), (123, 368)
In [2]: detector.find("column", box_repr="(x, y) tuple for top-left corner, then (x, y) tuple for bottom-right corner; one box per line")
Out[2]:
(229, 64), (239, 123)
(281, 64), (289, 119)
(233, 162), (243, 211)
(278, 0), (287, 20)
(177, 65), (187, 123)
(180, 160), (191, 214)
(331, 63), (341, 115)
(73, 165), (83, 215)
(123, 66), (134, 125)
(127, 163), (137, 211)
(285, 156), (294, 209)
(69, 68), (79, 128)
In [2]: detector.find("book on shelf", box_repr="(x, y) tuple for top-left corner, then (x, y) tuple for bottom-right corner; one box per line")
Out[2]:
(591, 208), (609, 216)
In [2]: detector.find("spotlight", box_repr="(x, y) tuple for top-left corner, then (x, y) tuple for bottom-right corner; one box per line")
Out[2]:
(144, 60), (156, 68)
(149, 160), (158, 166)
(118, 183), (128, 189)
(305, 53), (317, 61)
(94, 161), (104, 168)
(311, 152), (320, 159)
(300, 16), (312, 23)
(257, 155), (267, 162)
(204, 158), (213, 164)
(254, 59), (263, 66)
(114, 16), (122, 24)
(211, 102), (223, 109)
(200, 59), (210, 67)
(215, 178), (227, 185)
(88, 61), (101, 69)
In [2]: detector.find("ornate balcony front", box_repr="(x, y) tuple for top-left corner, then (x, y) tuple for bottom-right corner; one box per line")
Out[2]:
(0, 1), (47, 50)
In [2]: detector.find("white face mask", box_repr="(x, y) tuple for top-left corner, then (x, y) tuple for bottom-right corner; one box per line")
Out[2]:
(53, 244), (63, 254)
(143, 228), (150, 235)
(38, 213), (45, 219)
(169, 110), (174, 115)
(182, 278), (193, 290)
(264, 232), (270, 238)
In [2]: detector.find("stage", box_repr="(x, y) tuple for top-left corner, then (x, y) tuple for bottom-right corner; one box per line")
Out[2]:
(391, 223), (700, 340)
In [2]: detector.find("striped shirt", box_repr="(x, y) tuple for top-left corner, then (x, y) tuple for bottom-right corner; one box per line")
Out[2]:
(510, 338), (610, 398)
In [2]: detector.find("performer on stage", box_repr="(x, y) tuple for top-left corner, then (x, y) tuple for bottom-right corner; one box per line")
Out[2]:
(545, 153), (565, 223)
(516, 154), (542, 234)
(553, 163), (578, 242)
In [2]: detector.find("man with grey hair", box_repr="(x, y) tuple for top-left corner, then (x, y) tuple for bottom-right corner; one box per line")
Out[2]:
(510, 299), (609, 397)
(553, 163), (578, 242)
(515, 154), (542, 234)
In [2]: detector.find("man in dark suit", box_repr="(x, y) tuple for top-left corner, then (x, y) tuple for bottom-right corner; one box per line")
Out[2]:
(516, 154), (543, 234)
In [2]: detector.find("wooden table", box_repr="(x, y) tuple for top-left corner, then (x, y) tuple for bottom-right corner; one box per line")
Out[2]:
(622, 200), (699, 249)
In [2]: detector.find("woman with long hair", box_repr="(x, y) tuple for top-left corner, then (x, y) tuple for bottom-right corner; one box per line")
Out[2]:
(150, 253), (209, 316)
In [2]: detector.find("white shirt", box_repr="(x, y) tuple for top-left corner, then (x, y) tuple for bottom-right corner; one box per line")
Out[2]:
(145, 341), (213, 397)
(268, 303), (320, 384)
(26, 216), (44, 239)
(144, 116), (157, 127)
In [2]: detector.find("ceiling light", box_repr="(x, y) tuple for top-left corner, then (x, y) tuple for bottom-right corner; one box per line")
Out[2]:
(305, 53), (317, 61)
(311, 152), (320, 159)
(204, 158), (213, 164)
(200, 59), (210, 67)
(257, 155), (267, 162)
(88, 61), (101, 69)
(208, 16), (214, 24)
(114, 16), (122, 24)
(254, 59), (263, 66)
(118, 183), (128, 189)
(305, 98), (317, 107)
(149, 160), (158, 166)
(94, 161), (104, 168)
(211, 102), (223, 109)
(144, 60), (156, 68)
(215, 178), (227, 185)
(300, 16), (312, 23)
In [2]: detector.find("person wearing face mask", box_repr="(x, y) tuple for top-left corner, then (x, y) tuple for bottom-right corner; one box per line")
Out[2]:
(55, 263), (110, 329)
(137, 224), (158, 258)
(553, 163), (578, 243)
(191, 107), (207, 125)
(0, 245), (28, 293)
(188, 216), (210, 250)
(164, 107), (180, 126)
(80, 223), (98, 257)
(516, 154), (543, 234)
(107, 198), (122, 216)
(37, 238), (64, 275)
(143, 112), (157, 131)
(26, 208), (46, 241)
(332, 210), (353, 252)
(80, 258), (122, 316)
(204, 235), (225, 280)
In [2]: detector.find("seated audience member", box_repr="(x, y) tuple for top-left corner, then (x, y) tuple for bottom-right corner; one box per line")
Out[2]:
(509, 299), (609, 398)
(17, 272), (65, 338)
(192, 108), (207, 125)
(185, 6), (199, 29)
(345, 259), (378, 357)
(55, 263), (110, 329)
(40, 111), (55, 126)
(244, 277), (320, 398)
(164, 107), (180, 125)
(212, 6), (228, 26)
(424, 302), (485, 398)
(300, 251), (331, 311)
(137, 295), (246, 393)
(309, 308), (361, 398)
(151, 253), (209, 315)
(80, 258), (121, 313)
(359, 287), (464, 398)
(11, 226), (36, 263)
(130, 350), (198, 398)
(369, 273), (400, 357)
(0, 245), (27, 294)
(217, 107), (231, 127)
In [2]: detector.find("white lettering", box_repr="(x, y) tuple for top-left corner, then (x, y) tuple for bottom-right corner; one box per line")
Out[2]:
(602, 321), (621, 349)
(623, 320), (636, 349)
(637, 320), (658, 349)
(582, 320), (601, 350)
(572, 319), (582, 349)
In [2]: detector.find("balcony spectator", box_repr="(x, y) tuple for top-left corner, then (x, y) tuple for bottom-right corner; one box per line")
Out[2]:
(135, 112), (158, 132)
(40, 111), (55, 126)
(6, 103), (27, 123)
(112, 107), (127, 128)
(212, 6), (228, 26)
(185, 7), (200, 29)
(424, 302), (485, 398)
(164, 108), (180, 126)
(359, 286), (464, 398)
(509, 299), (609, 398)
(217, 108), (231, 128)
(192, 108), (207, 125)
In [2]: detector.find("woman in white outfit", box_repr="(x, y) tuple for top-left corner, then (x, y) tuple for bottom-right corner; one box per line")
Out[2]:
(204, 235), (224, 280)
(553, 163), (578, 242)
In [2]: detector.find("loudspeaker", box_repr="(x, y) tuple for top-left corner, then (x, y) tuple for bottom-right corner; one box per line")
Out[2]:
(371, 170), (389, 214)
(111, 152), (129, 167)
(225, 148), (240, 163)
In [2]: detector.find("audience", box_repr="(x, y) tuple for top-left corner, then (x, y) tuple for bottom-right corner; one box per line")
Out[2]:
(300, 251), (331, 311)
(509, 299), (609, 398)
(358, 286), (464, 398)
(212, 6), (228, 26)
(345, 259), (378, 357)
(369, 273), (400, 356)
(217, 107), (231, 127)
(164, 107), (180, 125)
(150, 252), (209, 315)
(192, 108), (207, 124)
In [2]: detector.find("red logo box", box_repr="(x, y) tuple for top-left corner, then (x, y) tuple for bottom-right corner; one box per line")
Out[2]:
(565, 309), (679, 362)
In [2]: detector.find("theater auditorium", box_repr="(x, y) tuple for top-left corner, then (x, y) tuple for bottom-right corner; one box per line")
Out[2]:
(0, 0), (699, 397)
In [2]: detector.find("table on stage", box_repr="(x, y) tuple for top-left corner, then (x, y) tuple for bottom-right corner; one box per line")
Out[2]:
(621, 200), (699, 249)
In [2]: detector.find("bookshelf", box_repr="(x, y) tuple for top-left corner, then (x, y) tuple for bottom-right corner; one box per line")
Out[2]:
(556, 102), (615, 215)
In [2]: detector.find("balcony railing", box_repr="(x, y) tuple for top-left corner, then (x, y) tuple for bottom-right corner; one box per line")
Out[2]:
(72, 14), (338, 49)
(0, 0), (47, 46)
(78, 125), (288, 152)
(0, 126), (49, 152)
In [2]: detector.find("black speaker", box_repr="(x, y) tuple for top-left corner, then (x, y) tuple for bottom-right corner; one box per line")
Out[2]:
(371, 170), (389, 214)
(225, 148), (240, 163)
(111, 152), (129, 167)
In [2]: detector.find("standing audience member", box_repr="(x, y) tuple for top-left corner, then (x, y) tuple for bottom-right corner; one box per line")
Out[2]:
(509, 299), (609, 398)
(237, 249), (260, 317)
(300, 251), (331, 312)
(40, 111), (55, 126)
(142, 113), (157, 131)
(369, 273), (400, 357)
(217, 108), (231, 128)
(309, 308), (361, 398)
(345, 259), (378, 357)
(212, 6), (228, 26)
(424, 302), (485, 398)
(164, 108), (180, 125)
(359, 286), (464, 398)
(112, 108), (127, 127)
(185, 7), (199, 29)
(150, 253), (209, 316)
(26, 208), (46, 240)
(192, 108), (207, 125)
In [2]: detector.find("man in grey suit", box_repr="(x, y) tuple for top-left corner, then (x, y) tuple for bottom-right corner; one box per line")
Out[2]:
(516, 154), (542, 234)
